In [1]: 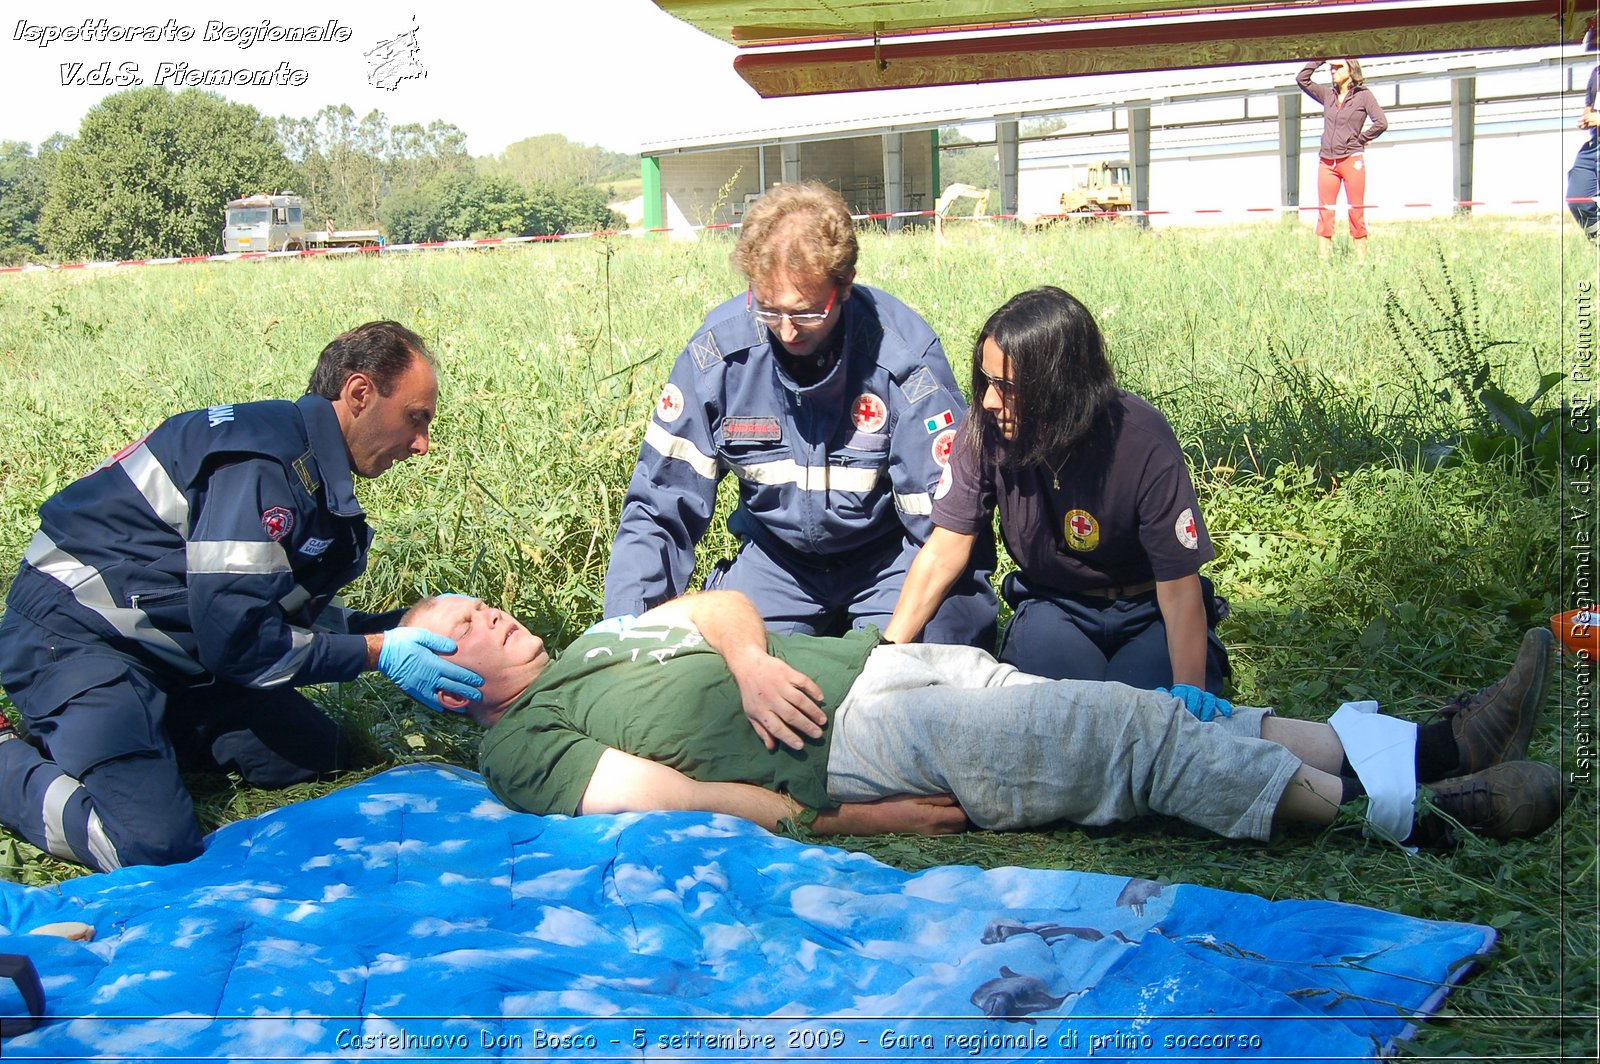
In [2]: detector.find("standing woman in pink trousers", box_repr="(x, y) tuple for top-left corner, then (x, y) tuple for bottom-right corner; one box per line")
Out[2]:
(1297, 58), (1388, 260)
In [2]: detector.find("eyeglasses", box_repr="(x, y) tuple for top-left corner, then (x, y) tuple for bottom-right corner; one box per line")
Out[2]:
(979, 368), (1019, 402)
(1329, 62), (1348, 70)
(747, 287), (838, 328)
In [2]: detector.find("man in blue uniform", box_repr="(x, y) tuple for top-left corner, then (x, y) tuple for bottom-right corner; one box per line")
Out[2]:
(604, 182), (996, 688)
(0, 321), (482, 870)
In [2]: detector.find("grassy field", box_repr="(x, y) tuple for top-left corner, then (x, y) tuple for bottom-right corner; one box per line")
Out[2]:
(0, 217), (1593, 1058)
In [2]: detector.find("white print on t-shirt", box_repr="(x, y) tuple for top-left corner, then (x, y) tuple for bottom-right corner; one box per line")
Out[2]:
(587, 623), (706, 665)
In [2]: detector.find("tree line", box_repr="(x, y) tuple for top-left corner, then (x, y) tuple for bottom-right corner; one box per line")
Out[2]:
(0, 87), (636, 264)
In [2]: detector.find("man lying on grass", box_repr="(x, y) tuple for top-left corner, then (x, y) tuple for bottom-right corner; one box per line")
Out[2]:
(403, 591), (1566, 847)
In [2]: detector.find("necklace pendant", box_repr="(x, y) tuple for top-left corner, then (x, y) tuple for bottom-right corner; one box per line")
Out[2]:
(1052, 473), (1060, 490)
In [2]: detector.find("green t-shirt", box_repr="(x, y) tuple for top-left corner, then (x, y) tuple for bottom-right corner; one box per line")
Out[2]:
(478, 624), (879, 817)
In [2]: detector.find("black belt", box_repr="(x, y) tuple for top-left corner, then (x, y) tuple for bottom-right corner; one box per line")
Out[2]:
(1075, 580), (1157, 600)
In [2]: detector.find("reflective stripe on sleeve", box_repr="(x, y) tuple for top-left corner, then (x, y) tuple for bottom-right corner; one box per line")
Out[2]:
(250, 627), (316, 688)
(118, 443), (191, 537)
(643, 421), (719, 480)
(186, 539), (292, 576)
(894, 491), (932, 515)
(23, 531), (203, 675)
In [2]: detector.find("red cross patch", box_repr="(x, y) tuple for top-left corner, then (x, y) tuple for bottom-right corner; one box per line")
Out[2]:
(853, 393), (888, 433)
(1064, 509), (1099, 551)
(656, 383), (685, 424)
(261, 507), (295, 541)
(1175, 507), (1199, 549)
(930, 428), (956, 466)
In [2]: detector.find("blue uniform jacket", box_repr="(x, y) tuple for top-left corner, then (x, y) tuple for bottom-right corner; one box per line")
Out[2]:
(604, 285), (969, 618)
(6, 394), (394, 689)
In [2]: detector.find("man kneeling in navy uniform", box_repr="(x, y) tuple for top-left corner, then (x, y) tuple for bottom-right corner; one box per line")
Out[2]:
(604, 181), (997, 657)
(0, 322), (482, 870)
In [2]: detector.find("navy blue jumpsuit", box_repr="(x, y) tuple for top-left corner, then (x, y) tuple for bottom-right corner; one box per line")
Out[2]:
(604, 285), (996, 644)
(0, 395), (399, 869)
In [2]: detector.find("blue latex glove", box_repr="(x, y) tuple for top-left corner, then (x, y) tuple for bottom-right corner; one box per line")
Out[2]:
(378, 627), (484, 713)
(1158, 683), (1233, 722)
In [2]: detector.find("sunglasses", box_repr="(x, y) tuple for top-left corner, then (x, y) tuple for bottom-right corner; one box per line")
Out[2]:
(747, 287), (837, 328)
(1329, 62), (1348, 70)
(979, 368), (1019, 402)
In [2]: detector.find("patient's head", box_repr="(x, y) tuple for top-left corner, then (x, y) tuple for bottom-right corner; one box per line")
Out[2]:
(402, 596), (550, 726)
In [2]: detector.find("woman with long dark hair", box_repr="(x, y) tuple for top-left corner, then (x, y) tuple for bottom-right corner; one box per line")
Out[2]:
(1297, 57), (1388, 260)
(885, 287), (1230, 718)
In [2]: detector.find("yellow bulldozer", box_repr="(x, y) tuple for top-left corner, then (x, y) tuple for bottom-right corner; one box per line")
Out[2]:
(1054, 160), (1133, 220)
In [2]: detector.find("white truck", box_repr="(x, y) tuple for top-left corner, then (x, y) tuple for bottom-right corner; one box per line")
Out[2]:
(222, 193), (383, 253)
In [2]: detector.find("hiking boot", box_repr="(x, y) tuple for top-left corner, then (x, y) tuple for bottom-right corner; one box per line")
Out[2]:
(1416, 761), (1567, 846)
(1440, 628), (1552, 775)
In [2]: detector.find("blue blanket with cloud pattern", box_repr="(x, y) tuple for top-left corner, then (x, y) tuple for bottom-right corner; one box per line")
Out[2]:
(0, 764), (1490, 1061)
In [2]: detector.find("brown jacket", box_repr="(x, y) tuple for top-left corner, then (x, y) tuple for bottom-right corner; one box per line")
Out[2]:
(1297, 62), (1388, 160)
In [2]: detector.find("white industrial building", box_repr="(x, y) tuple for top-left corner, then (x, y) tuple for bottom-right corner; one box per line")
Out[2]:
(636, 46), (1594, 233)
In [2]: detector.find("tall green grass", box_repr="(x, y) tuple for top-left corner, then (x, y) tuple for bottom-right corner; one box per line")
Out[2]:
(0, 217), (1591, 1057)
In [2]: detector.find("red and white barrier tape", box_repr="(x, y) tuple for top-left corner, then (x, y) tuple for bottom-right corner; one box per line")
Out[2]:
(2, 197), (1588, 276)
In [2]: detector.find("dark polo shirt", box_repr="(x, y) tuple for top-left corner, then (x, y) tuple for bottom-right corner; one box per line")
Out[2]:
(932, 392), (1212, 595)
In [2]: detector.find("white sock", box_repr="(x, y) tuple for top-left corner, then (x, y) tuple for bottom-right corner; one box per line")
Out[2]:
(1329, 700), (1419, 843)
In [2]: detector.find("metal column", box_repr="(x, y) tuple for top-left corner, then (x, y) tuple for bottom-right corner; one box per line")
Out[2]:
(781, 143), (801, 184)
(1129, 106), (1152, 228)
(1451, 75), (1476, 214)
(882, 132), (904, 232)
(1278, 91), (1302, 214)
(997, 118), (1019, 220)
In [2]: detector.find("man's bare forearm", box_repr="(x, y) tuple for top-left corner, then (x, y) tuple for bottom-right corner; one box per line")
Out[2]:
(578, 749), (965, 836)
(676, 785), (967, 837)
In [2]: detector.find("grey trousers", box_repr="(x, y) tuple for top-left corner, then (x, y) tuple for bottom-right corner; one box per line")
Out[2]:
(825, 644), (1302, 841)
